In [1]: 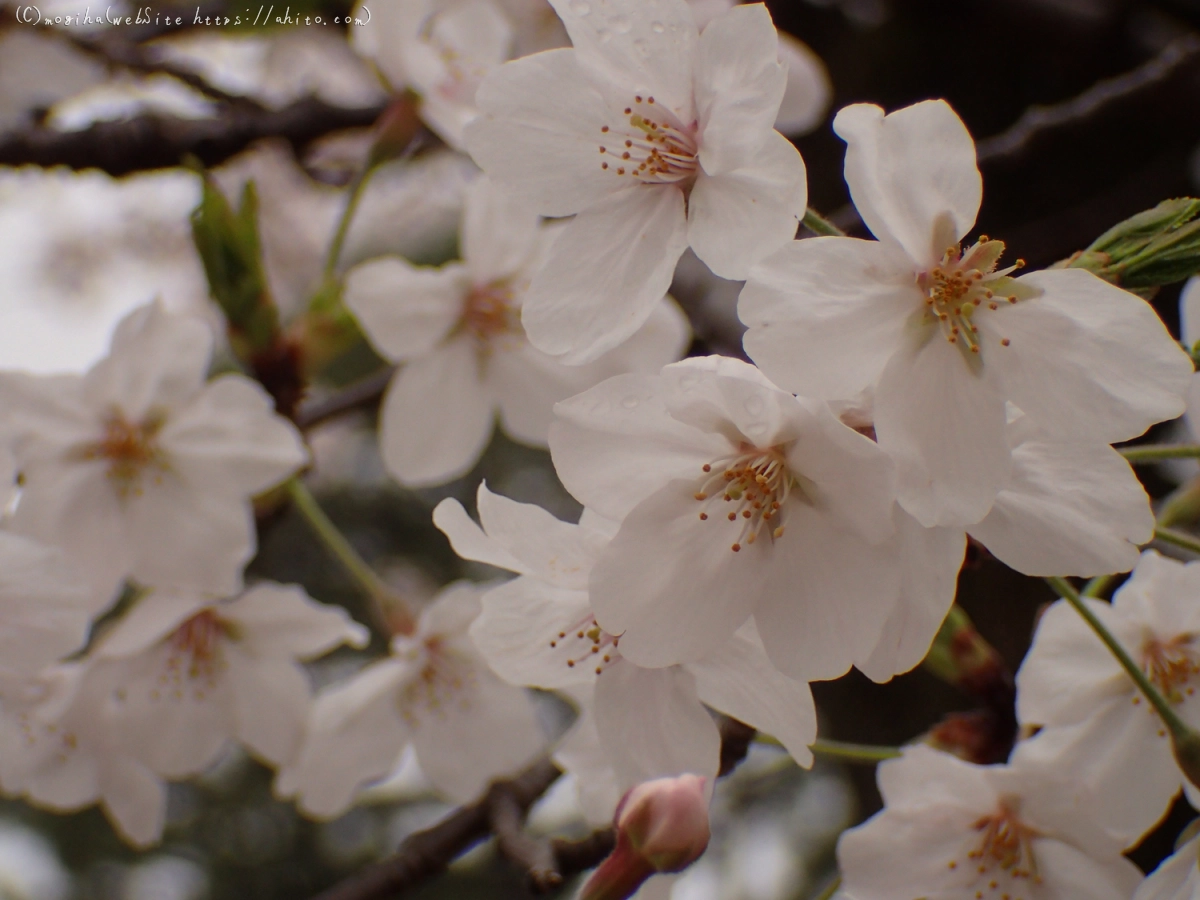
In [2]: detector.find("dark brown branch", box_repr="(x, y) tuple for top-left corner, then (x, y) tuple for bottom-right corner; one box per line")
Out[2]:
(312, 716), (758, 900)
(295, 367), (396, 431)
(0, 96), (386, 175)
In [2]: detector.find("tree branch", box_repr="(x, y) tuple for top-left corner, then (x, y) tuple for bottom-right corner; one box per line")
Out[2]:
(312, 717), (758, 900)
(295, 367), (395, 431)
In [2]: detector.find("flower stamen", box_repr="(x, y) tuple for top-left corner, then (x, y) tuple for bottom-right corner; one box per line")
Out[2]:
(694, 447), (793, 552)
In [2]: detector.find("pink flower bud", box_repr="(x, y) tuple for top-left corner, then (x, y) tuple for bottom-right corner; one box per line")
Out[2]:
(579, 775), (710, 900)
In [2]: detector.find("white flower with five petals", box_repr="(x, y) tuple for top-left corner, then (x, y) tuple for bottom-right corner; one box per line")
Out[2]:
(837, 744), (1143, 900)
(0, 301), (309, 610)
(547, 355), (964, 681)
(465, 0), (808, 363)
(275, 582), (546, 816)
(87, 582), (368, 779)
(1016, 550), (1200, 847)
(345, 177), (689, 487)
(739, 99), (1191, 527)
(433, 482), (816, 810)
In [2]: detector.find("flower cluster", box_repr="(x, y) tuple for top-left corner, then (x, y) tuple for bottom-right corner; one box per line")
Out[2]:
(7, 0), (1200, 897)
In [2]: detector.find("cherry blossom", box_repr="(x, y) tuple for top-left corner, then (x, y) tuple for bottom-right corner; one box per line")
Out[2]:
(739, 99), (1191, 527)
(275, 582), (546, 816)
(1134, 832), (1200, 900)
(837, 744), (1143, 900)
(86, 582), (367, 779)
(0, 532), (91, 680)
(344, 177), (689, 487)
(0, 665), (168, 848)
(0, 301), (309, 609)
(1016, 551), (1200, 846)
(546, 355), (968, 679)
(433, 482), (816, 796)
(464, 0), (807, 363)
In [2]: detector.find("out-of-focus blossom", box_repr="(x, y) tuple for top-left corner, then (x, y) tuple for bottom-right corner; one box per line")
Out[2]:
(1016, 550), (1200, 846)
(549, 356), (962, 681)
(88, 582), (367, 778)
(0, 301), (308, 610)
(345, 177), (689, 487)
(1135, 832), (1200, 900)
(0, 30), (105, 135)
(837, 744), (1142, 900)
(434, 483), (816, 806)
(740, 99), (1191, 528)
(46, 74), (217, 132)
(579, 774), (711, 900)
(466, 0), (807, 363)
(276, 582), (546, 816)
(0, 168), (210, 374)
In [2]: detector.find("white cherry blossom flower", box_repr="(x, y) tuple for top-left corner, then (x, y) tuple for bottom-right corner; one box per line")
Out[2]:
(739, 99), (1191, 528)
(345, 177), (689, 487)
(0, 532), (91, 680)
(1015, 550), (1200, 846)
(547, 355), (964, 681)
(0, 665), (168, 848)
(433, 483), (816, 801)
(1135, 833), (1200, 900)
(87, 582), (367, 779)
(837, 744), (1143, 900)
(275, 581), (546, 816)
(465, 0), (808, 364)
(0, 301), (309, 609)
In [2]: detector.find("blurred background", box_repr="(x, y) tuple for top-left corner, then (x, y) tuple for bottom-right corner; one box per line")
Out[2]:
(2, 0), (1200, 897)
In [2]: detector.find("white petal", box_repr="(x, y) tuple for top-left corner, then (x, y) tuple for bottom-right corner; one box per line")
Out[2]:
(413, 670), (545, 803)
(589, 481), (767, 666)
(739, 236), (918, 399)
(475, 482), (605, 589)
(553, 704), (623, 825)
(873, 743), (997, 812)
(98, 755), (167, 849)
(755, 503), (901, 681)
(693, 4), (786, 176)
(1135, 835), (1200, 900)
(275, 658), (412, 819)
(522, 186), (690, 364)
(94, 589), (209, 659)
(834, 100), (981, 267)
(547, 0), (699, 124)
(343, 258), (466, 362)
(982, 269), (1192, 443)
(592, 662), (720, 786)
(82, 301), (212, 421)
(857, 512), (965, 682)
(415, 580), (485, 639)
(225, 582), (369, 658)
(874, 331), (1010, 527)
(1182, 276), (1200, 348)
(549, 372), (728, 521)
(433, 497), (527, 575)
(688, 130), (806, 279)
(1033, 836), (1147, 899)
(465, 48), (622, 217)
(469, 577), (595, 689)
(968, 439), (1153, 577)
(688, 623), (816, 767)
(378, 338), (496, 487)
(774, 34), (831, 135)
(462, 177), (544, 285)
(161, 374), (308, 496)
(228, 652), (311, 767)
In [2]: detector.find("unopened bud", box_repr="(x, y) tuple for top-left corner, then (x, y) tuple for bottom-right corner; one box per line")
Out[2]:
(1173, 727), (1200, 794)
(579, 775), (710, 900)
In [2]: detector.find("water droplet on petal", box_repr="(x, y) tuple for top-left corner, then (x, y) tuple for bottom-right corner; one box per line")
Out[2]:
(610, 14), (631, 33)
(621, 395), (640, 409)
(632, 38), (647, 52)
(744, 395), (765, 415)
(568, 0), (590, 14)
(597, 27), (612, 42)
(678, 374), (700, 390)
(746, 422), (767, 437)
(651, 20), (665, 33)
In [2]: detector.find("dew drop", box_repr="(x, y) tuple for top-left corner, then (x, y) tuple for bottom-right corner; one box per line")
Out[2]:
(744, 395), (765, 415)
(621, 395), (640, 409)
(632, 38), (648, 53)
(609, 13), (631, 33)
(568, 0), (590, 14)
(746, 422), (767, 437)
(651, 20), (665, 33)
(678, 373), (700, 391)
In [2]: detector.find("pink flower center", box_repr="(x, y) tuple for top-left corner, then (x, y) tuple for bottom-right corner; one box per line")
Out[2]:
(916, 237), (1030, 356)
(461, 281), (520, 343)
(693, 446), (793, 553)
(948, 802), (1042, 896)
(399, 637), (477, 725)
(149, 609), (230, 703)
(598, 96), (699, 186)
(548, 612), (621, 676)
(79, 410), (168, 496)
(1141, 634), (1200, 707)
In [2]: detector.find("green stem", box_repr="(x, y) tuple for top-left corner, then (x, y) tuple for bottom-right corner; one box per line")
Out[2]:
(1120, 444), (1200, 462)
(810, 738), (902, 764)
(811, 875), (842, 900)
(1045, 576), (1190, 740)
(285, 478), (414, 635)
(1081, 573), (1118, 598)
(802, 208), (846, 237)
(323, 164), (377, 281)
(1156, 526), (1200, 556)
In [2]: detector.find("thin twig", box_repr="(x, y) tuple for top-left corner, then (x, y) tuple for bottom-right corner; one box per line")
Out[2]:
(488, 781), (563, 893)
(294, 367), (396, 431)
(1120, 443), (1200, 463)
